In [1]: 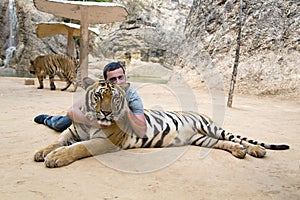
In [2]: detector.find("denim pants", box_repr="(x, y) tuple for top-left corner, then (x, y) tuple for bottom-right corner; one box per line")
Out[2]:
(44, 116), (72, 132)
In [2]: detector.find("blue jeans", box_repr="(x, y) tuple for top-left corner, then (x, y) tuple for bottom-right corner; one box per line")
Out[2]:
(44, 116), (72, 132)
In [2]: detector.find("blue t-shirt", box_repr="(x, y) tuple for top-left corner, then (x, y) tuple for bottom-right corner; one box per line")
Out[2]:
(125, 87), (144, 115)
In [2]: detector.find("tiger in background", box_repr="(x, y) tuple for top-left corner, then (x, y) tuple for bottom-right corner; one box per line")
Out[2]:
(34, 79), (289, 168)
(29, 54), (79, 92)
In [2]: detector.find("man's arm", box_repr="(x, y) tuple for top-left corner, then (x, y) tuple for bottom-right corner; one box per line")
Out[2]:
(67, 95), (147, 135)
(126, 107), (147, 138)
(66, 97), (99, 127)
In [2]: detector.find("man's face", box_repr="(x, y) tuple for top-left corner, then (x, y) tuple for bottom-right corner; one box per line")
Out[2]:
(106, 68), (126, 84)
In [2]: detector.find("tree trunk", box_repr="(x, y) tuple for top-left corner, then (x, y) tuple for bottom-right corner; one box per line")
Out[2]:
(79, 7), (89, 86)
(227, 0), (243, 108)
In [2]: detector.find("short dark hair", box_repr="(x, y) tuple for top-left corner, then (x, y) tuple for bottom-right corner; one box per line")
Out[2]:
(103, 62), (125, 80)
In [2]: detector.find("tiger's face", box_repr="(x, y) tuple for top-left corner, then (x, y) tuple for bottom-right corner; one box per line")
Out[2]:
(88, 81), (129, 126)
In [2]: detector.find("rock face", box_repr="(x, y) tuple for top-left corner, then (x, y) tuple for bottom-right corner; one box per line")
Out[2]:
(94, 0), (194, 66)
(0, 0), (75, 71)
(0, 0), (299, 95)
(184, 0), (300, 95)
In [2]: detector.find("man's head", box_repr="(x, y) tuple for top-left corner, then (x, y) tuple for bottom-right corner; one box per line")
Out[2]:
(103, 62), (126, 84)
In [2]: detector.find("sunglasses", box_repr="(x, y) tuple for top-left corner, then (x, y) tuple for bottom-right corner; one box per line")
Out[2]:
(108, 75), (125, 83)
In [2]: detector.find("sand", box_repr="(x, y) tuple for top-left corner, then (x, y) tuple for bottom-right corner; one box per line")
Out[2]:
(0, 76), (299, 200)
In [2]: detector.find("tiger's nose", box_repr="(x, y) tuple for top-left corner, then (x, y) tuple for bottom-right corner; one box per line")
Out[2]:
(101, 110), (111, 116)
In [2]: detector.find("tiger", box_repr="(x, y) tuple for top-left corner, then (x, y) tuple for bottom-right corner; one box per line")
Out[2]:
(34, 78), (289, 168)
(29, 54), (79, 92)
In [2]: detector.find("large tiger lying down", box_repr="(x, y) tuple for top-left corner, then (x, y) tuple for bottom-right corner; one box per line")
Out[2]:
(34, 79), (289, 168)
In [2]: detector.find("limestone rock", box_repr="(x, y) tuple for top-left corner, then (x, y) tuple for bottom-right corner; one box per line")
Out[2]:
(0, 0), (298, 96)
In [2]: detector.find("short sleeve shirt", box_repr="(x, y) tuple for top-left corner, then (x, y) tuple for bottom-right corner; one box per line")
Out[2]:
(125, 87), (144, 115)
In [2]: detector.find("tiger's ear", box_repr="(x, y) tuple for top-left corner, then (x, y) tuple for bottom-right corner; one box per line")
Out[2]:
(82, 77), (96, 90)
(118, 83), (130, 92)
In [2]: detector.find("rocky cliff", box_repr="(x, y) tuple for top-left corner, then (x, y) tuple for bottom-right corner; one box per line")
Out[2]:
(0, 0), (299, 96)
(184, 0), (299, 95)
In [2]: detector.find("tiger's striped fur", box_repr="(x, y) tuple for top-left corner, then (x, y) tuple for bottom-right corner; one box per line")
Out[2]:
(29, 54), (79, 92)
(34, 80), (289, 168)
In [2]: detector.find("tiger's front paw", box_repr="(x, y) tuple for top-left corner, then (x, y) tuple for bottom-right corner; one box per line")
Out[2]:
(44, 146), (75, 168)
(34, 150), (46, 162)
(34, 144), (58, 162)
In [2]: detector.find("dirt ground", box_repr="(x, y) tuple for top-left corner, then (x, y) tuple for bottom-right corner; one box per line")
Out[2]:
(0, 76), (299, 200)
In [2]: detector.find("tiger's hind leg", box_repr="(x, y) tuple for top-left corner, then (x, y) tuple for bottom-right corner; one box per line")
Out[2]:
(213, 140), (247, 158)
(231, 139), (266, 158)
(201, 122), (267, 158)
(215, 131), (267, 158)
(245, 143), (266, 158)
(190, 135), (247, 158)
(213, 127), (288, 158)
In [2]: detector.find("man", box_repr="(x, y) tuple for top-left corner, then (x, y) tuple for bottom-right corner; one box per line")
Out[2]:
(34, 62), (147, 138)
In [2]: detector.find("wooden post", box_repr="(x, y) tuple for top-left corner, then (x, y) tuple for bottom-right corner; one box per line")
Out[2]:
(79, 7), (89, 85)
(227, 0), (243, 108)
(67, 29), (75, 57)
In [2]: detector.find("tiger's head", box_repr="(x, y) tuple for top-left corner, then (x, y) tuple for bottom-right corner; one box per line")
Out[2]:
(84, 80), (130, 126)
(29, 59), (36, 75)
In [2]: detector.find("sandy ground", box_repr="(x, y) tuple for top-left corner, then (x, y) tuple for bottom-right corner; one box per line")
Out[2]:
(0, 76), (299, 200)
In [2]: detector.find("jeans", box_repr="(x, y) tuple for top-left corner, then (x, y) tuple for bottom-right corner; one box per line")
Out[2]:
(44, 116), (72, 132)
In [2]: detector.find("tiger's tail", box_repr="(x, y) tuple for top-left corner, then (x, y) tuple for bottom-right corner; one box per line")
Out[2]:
(61, 81), (72, 91)
(198, 115), (290, 151)
(217, 129), (290, 150)
(204, 122), (290, 158)
(189, 112), (290, 155)
(240, 137), (290, 150)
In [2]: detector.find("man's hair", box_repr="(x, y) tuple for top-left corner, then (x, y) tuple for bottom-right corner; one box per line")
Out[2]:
(103, 62), (125, 80)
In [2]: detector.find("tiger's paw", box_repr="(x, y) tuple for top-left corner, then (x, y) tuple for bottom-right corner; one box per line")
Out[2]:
(247, 145), (266, 158)
(50, 82), (56, 90)
(34, 150), (46, 162)
(44, 146), (75, 168)
(231, 144), (247, 159)
(34, 146), (56, 162)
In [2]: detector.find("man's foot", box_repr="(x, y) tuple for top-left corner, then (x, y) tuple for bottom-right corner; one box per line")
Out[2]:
(34, 114), (49, 124)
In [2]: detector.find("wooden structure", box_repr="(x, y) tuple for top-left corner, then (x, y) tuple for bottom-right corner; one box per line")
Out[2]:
(33, 0), (128, 83)
(36, 22), (99, 57)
